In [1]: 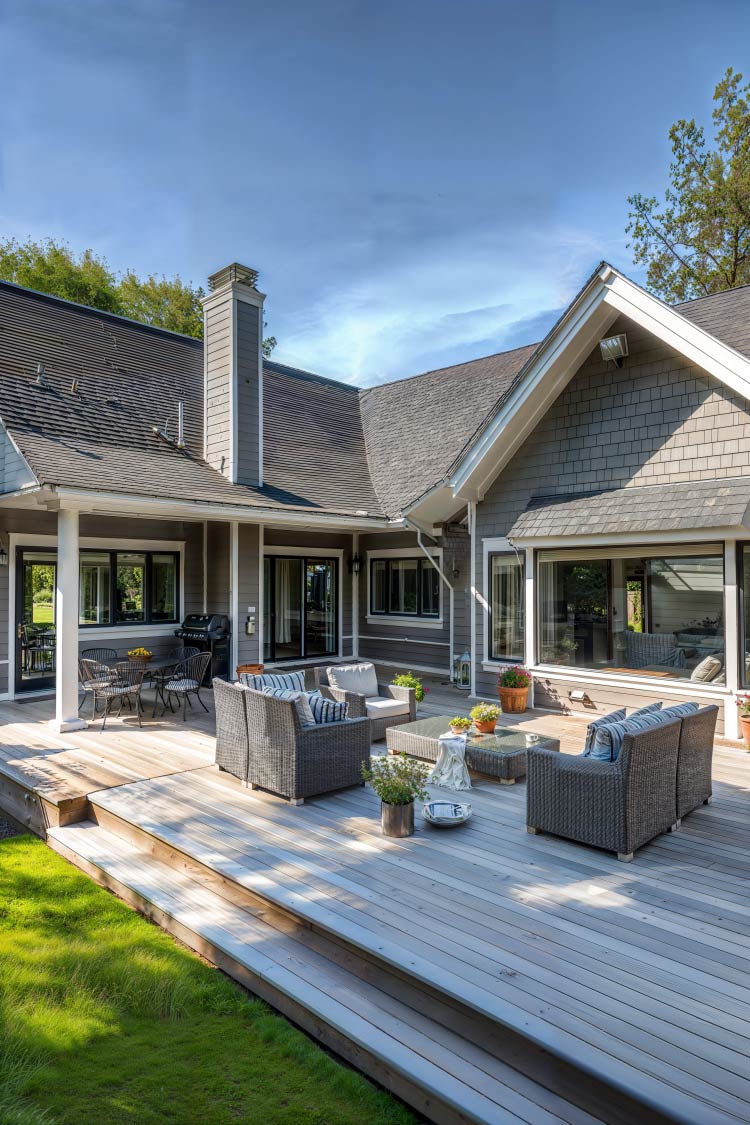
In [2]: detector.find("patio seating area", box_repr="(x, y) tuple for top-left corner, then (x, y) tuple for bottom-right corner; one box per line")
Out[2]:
(0, 677), (748, 1123)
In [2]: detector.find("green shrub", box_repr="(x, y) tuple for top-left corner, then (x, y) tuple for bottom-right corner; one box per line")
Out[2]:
(391, 672), (425, 702)
(362, 753), (430, 806)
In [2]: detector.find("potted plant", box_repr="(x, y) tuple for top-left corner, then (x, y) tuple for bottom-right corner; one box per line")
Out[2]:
(448, 715), (472, 735)
(737, 695), (750, 750)
(470, 702), (501, 734)
(391, 671), (426, 702)
(362, 753), (430, 838)
(127, 646), (153, 664)
(497, 665), (531, 713)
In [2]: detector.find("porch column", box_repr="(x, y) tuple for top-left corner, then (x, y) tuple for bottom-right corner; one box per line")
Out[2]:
(229, 520), (239, 678)
(724, 540), (739, 740)
(52, 507), (85, 732)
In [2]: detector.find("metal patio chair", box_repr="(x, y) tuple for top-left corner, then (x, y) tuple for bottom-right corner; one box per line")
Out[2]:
(81, 658), (146, 729)
(78, 656), (118, 718)
(163, 651), (212, 721)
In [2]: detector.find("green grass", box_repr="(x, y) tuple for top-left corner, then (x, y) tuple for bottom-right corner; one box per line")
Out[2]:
(31, 603), (54, 625)
(0, 836), (416, 1125)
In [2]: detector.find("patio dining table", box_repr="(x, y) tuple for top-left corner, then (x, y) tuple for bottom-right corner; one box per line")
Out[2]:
(137, 656), (182, 718)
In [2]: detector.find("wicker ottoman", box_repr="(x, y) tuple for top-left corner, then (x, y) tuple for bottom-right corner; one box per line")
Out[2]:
(386, 714), (560, 784)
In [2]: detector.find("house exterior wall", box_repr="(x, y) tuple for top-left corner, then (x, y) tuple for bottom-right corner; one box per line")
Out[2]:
(473, 315), (745, 733)
(0, 423), (35, 492)
(0, 510), (207, 697)
(205, 521), (230, 615)
(235, 300), (261, 487)
(236, 523), (260, 668)
(204, 297), (232, 476)
(358, 530), (452, 674)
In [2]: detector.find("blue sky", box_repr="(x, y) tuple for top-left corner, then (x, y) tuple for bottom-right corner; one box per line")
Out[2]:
(1, 0), (749, 385)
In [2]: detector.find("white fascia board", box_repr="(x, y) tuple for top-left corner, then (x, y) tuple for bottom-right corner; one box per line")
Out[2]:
(450, 263), (750, 501)
(48, 486), (395, 532)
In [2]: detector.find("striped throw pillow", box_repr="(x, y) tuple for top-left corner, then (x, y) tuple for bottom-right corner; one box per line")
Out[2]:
(307, 690), (348, 725)
(240, 671), (306, 692)
(260, 686), (316, 727)
(661, 701), (699, 721)
(583, 708), (626, 755)
(590, 708), (672, 763)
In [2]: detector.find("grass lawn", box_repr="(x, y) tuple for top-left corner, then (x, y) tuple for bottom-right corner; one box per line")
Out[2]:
(31, 602), (54, 625)
(0, 836), (416, 1125)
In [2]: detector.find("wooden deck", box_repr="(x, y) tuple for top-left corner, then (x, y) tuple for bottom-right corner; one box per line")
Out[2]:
(0, 682), (748, 1124)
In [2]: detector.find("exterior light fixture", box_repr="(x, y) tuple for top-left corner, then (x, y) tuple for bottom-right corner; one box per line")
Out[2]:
(599, 333), (629, 367)
(348, 553), (362, 576)
(0, 542), (8, 567)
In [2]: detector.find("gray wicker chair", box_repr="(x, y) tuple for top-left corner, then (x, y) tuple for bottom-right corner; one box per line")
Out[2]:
(314, 666), (416, 741)
(214, 679), (250, 783)
(238, 685), (371, 804)
(526, 719), (682, 861)
(675, 705), (718, 823)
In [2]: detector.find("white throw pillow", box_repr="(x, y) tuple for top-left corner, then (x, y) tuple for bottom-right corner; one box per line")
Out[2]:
(327, 662), (379, 698)
(690, 653), (723, 683)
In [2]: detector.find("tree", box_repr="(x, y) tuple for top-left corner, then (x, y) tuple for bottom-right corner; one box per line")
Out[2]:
(0, 237), (277, 352)
(626, 68), (750, 302)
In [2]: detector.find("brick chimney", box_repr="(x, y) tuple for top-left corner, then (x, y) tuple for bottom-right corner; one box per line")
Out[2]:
(202, 262), (265, 486)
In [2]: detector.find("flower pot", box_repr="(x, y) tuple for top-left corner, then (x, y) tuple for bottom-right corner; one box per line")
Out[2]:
(740, 714), (750, 751)
(129, 655), (152, 664)
(473, 719), (497, 734)
(381, 801), (414, 838)
(498, 685), (529, 713)
(449, 725), (470, 736)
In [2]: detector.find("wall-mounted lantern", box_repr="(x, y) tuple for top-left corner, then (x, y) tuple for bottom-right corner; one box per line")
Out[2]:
(348, 553), (362, 576)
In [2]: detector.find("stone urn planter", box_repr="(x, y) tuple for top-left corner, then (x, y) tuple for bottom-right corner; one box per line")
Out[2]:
(381, 801), (414, 838)
(497, 685), (529, 714)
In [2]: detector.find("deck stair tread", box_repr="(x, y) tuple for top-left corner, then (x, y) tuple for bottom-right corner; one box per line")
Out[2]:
(84, 770), (750, 1125)
(47, 820), (601, 1125)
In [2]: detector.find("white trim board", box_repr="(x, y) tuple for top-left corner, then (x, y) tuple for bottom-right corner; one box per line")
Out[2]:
(450, 262), (750, 502)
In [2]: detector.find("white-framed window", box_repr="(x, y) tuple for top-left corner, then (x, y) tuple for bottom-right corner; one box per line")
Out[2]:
(488, 550), (525, 661)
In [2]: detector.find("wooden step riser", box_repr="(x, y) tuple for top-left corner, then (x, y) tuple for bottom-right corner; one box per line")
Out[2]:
(48, 832), (475, 1125)
(88, 799), (669, 1125)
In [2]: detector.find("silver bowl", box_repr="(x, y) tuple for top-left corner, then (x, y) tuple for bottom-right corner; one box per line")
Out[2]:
(423, 800), (472, 827)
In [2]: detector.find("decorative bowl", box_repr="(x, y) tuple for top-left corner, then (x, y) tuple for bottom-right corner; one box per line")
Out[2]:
(422, 800), (472, 827)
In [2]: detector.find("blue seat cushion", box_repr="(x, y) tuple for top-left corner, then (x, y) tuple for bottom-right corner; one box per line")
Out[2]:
(583, 708), (626, 755)
(306, 690), (348, 725)
(589, 707), (671, 763)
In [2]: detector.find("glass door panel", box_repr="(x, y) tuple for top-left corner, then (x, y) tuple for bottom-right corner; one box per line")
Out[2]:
(16, 549), (57, 692)
(263, 557), (272, 663)
(305, 560), (336, 657)
(273, 557), (303, 660)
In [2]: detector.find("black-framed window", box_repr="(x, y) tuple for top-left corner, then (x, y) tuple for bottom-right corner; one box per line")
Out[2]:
(369, 556), (440, 618)
(488, 551), (525, 661)
(79, 549), (179, 627)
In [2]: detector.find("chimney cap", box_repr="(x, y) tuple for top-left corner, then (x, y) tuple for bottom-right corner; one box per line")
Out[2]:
(208, 262), (259, 292)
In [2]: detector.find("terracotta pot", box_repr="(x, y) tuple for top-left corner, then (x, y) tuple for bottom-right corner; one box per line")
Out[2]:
(381, 801), (414, 838)
(237, 663), (264, 677)
(450, 724), (470, 736)
(473, 719), (498, 734)
(498, 685), (529, 714)
(740, 714), (750, 751)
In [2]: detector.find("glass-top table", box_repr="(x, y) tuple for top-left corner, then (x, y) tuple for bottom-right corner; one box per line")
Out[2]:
(385, 714), (560, 783)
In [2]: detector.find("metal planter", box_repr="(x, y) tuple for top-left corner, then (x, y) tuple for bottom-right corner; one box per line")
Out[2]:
(381, 800), (414, 838)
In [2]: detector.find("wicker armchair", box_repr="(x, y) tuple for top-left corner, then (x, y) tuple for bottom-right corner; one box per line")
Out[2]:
(214, 679), (250, 783)
(526, 719), (682, 861)
(315, 665), (416, 740)
(676, 705), (718, 823)
(240, 686), (371, 804)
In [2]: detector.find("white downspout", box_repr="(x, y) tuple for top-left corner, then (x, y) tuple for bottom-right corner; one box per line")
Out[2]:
(407, 519), (454, 679)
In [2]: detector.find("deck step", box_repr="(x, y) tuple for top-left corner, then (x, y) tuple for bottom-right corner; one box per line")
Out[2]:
(48, 820), (601, 1125)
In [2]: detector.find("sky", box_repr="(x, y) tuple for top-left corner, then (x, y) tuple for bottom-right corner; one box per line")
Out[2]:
(1, 0), (749, 386)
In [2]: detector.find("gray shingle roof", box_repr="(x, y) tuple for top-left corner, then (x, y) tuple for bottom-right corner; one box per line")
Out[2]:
(359, 345), (537, 515)
(677, 284), (750, 359)
(508, 478), (750, 539)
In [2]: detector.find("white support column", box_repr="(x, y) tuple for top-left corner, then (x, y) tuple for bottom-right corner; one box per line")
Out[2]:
(724, 539), (739, 740)
(469, 501), (477, 696)
(351, 531), (359, 659)
(258, 523), (265, 665)
(52, 508), (85, 732)
(230, 521), (239, 679)
(524, 546), (536, 709)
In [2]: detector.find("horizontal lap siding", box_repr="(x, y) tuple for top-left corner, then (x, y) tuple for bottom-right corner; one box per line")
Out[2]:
(358, 531), (449, 673)
(206, 522), (230, 615)
(235, 300), (260, 486)
(474, 315), (748, 705)
(204, 301), (232, 474)
(237, 524), (260, 666)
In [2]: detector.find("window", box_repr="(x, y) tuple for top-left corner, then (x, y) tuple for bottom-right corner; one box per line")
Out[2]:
(369, 556), (440, 618)
(538, 547), (725, 683)
(740, 545), (750, 687)
(489, 552), (525, 661)
(79, 549), (179, 627)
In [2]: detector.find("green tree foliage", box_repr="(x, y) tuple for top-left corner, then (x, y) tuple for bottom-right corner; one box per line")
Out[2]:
(0, 237), (277, 353)
(626, 68), (750, 302)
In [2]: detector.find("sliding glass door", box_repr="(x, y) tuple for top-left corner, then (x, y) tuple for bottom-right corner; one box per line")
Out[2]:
(16, 548), (57, 692)
(263, 555), (337, 662)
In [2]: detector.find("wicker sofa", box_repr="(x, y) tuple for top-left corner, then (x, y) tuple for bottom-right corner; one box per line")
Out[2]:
(213, 678), (371, 804)
(526, 719), (682, 861)
(675, 704), (718, 822)
(315, 662), (417, 740)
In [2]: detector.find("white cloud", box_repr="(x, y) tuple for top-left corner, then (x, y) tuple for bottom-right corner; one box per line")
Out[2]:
(271, 221), (616, 385)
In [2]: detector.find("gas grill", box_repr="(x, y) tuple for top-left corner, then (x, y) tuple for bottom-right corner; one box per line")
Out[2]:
(174, 613), (230, 682)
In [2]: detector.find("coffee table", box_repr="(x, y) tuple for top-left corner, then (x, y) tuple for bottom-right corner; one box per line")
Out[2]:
(386, 715), (560, 784)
